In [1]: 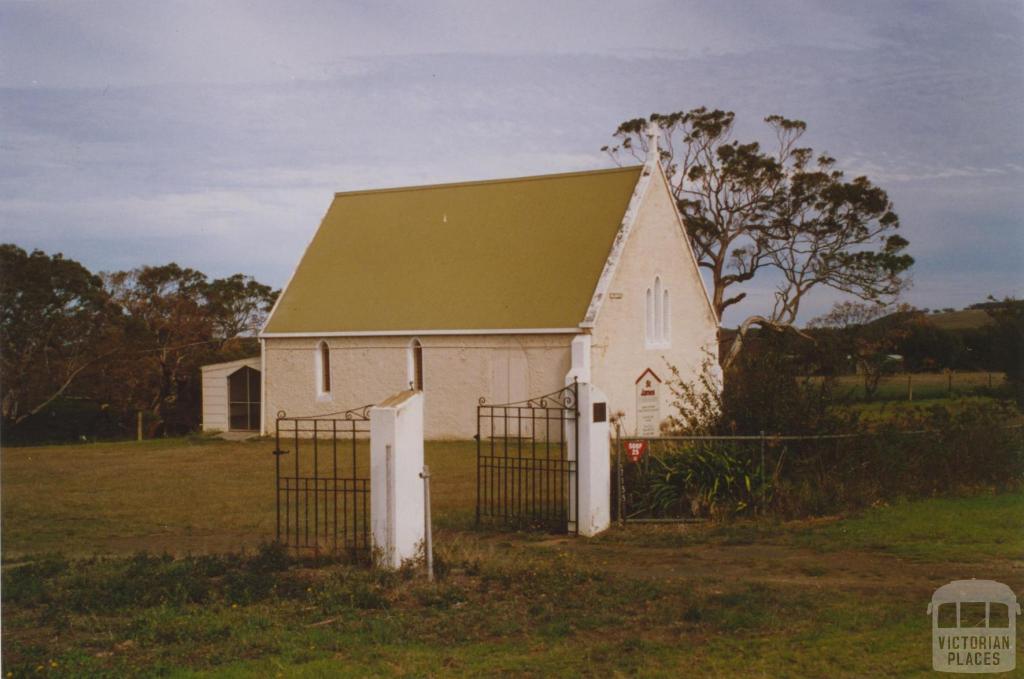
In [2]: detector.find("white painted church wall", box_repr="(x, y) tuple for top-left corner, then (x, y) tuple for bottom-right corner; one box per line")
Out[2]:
(589, 167), (719, 436)
(263, 334), (573, 439)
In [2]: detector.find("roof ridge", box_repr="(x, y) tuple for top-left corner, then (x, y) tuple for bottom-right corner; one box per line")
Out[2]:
(333, 165), (643, 198)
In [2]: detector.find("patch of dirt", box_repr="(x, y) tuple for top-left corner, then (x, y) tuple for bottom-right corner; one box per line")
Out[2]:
(524, 537), (1023, 595)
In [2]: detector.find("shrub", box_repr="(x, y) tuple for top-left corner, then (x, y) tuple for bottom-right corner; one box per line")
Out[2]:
(643, 343), (1023, 518)
(641, 444), (768, 518)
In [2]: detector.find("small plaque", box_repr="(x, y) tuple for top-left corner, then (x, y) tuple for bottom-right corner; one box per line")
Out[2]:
(635, 368), (662, 436)
(593, 402), (607, 423)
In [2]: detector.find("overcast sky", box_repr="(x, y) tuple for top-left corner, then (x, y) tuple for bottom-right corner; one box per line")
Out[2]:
(2, 0), (1022, 325)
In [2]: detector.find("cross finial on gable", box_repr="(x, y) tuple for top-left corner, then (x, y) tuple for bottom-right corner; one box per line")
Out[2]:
(645, 120), (660, 167)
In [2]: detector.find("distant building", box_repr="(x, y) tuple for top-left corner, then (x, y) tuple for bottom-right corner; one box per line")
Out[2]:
(200, 357), (261, 433)
(260, 129), (718, 438)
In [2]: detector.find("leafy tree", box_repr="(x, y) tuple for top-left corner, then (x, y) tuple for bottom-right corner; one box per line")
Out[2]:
(100, 265), (278, 435)
(896, 321), (966, 372)
(809, 301), (918, 399)
(604, 108), (913, 369)
(1, 243), (279, 440)
(985, 297), (1024, 404)
(0, 245), (122, 426)
(205, 273), (277, 340)
(101, 264), (214, 435)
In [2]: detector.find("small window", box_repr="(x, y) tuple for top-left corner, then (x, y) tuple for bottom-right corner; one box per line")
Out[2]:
(662, 288), (670, 339)
(318, 341), (331, 394)
(409, 338), (423, 390)
(645, 276), (671, 347)
(645, 288), (654, 340)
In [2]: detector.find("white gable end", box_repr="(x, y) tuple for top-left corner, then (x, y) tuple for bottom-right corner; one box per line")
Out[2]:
(588, 162), (719, 435)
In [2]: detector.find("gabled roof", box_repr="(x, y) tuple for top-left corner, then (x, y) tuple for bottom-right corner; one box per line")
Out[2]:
(199, 356), (260, 372)
(262, 165), (645, 335)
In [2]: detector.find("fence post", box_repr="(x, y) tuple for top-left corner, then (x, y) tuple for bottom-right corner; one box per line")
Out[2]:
(419, 465), (433, 581)
(615, 423), (624, 526)
(370, 390), (425, 569)
(569, 382), (610, 537)
(136, 410), (143, 442)
(759, 430), (766, 513)
(907, 374), (913, 402)
(948, 371), (953, 396)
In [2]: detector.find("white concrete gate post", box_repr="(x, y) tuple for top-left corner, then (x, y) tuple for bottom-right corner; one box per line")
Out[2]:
(370, 390), (425, 568)
(566, 381), (611, 537)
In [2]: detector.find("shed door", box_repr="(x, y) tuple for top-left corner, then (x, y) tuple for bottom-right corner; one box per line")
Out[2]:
(228, 366), (261, 431)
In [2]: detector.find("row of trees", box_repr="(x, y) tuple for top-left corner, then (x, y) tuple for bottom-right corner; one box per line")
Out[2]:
(0, 244), (277, 441)
(808, 299), (1023, 373)
(724, 298), (1023, 402)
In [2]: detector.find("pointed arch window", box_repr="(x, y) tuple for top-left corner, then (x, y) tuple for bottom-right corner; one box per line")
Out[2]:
(646, 288), (654, 341)
(317, 340), (331, 396)
(408, 338), (423, 391)
(662, 287), (671, 340)
(645, 276), (671, 348)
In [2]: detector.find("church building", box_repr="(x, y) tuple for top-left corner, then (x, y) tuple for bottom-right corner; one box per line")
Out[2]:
(260, 131), (719, 439)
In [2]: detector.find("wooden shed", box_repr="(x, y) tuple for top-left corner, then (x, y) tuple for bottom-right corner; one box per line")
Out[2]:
(200, 357), (261, 433)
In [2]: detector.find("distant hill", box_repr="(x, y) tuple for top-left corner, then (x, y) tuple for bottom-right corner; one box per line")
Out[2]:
(719, 304), (998, 340)
(923, 308), (992, 330)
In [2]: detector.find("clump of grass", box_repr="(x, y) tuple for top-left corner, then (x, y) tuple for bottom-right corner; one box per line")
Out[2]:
(2, 542), (303, 616)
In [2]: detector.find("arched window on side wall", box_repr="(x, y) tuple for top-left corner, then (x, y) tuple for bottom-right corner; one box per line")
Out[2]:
(317, 340), (331, 395)
(408, 338), (423, 391)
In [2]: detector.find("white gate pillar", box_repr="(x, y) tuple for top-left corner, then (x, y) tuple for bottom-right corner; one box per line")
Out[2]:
(566, 381), (611, 537)
(370, 390), (424, 568)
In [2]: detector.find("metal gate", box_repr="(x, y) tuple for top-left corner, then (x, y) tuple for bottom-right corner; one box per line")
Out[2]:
(272, 407), (372, 559)
(476, 382), (579, 533)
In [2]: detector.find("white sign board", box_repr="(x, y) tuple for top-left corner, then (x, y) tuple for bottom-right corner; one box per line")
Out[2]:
(635, 368), (662, 436)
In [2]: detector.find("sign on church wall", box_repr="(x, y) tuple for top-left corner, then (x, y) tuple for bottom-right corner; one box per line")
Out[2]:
(635, 368), (662, 436)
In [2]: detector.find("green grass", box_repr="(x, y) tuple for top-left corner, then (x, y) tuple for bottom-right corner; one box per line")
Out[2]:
(826, 371), (1006, 402)
(799, 492), (1024, 561)
(841, 395), (1010, 420)
(1, 437), (478, 559)
(2, 543), (947, 677)
(592, 491), (1024, 562)
(3, 437), (1022, 676)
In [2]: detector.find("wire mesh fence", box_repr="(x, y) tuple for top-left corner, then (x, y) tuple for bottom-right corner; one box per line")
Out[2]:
(614, 424), (1024, 522)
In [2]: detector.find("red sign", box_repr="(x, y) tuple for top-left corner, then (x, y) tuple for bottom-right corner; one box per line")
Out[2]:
(625, 440), (648, 462)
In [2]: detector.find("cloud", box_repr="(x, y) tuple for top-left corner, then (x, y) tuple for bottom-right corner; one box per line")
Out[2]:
(0, 1), (1021, 319)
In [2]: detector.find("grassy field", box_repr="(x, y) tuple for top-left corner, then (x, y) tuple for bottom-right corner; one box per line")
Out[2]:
(1, 437), (478, 560)
(823, 371), (1006, 402)
(3, 437), (1022, 677)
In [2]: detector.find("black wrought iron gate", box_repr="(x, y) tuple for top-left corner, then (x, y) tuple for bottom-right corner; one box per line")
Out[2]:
(273, 407), (372, 559)
(476, 382), (579, 533)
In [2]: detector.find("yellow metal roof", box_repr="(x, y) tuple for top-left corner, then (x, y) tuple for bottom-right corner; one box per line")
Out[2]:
(263, 165), (644, 334)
